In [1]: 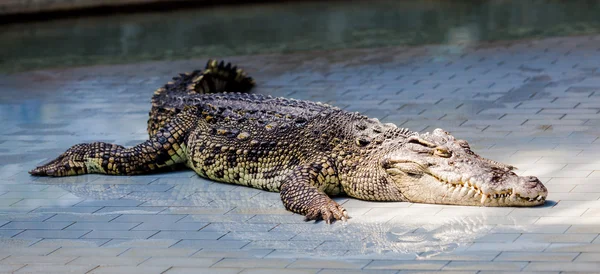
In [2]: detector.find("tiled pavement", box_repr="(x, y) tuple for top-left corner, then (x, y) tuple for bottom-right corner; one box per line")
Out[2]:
(1, 34), (600, 273)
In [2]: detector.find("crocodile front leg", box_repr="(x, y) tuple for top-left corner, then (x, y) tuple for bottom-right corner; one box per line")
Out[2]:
(280, 163), (348, 224)
(30, 107), (199, 177)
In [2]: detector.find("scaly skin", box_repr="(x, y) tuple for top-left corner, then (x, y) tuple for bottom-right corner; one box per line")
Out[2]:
(148, 60), (255, 136)
(30, 60), (548, 223)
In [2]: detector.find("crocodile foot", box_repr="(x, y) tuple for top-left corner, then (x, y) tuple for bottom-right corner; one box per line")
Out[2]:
(304, 199), (349, 224)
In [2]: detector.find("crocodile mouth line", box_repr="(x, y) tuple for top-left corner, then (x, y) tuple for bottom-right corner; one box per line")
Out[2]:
(434, 175), (546, 204)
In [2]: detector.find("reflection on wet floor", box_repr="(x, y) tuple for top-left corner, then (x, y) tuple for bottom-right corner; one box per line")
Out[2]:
(2, 0), (600, 73)
(10, 171), (514, 258)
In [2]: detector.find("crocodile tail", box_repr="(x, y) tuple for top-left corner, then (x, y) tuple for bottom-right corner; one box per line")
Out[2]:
(147, 60), (254, 136)
(185, 59), (255, 95)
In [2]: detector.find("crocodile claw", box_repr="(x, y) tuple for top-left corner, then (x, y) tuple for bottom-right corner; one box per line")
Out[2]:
(304, 200), (349, 224)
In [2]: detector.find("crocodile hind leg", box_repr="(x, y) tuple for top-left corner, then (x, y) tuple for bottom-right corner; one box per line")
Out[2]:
(280, 163), (348, 224)
(30, 107), (199, 177)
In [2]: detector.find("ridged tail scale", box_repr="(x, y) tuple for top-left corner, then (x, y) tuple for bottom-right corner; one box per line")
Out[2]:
(147, 59), (255, 136)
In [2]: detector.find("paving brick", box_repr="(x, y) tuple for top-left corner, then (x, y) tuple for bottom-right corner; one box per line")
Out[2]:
(13, 229), (90, 239)
(74, 199), (144, 207)
(473, 233), (520, 243)
(32, 206), (102, 214)
(67, 256), (147, 266)
(93, 206), (166, 214)
(223, 231), (297, 241)
(14, 264), (95, 273)
(545, 243), (600, 252)
(119, 247), (198, 257)
(244, 240), (321, 249)
(509, 207), (586, 217)
(101, 239), (179, 248)
(287, 259), (370, 269)
(466, 242), (550, 252)
(0, 229), (24, 237)
(192, 248), (270, 258)
(140, 257), (219, 267)
(1, 221), (74, 230)
(0, 255), (78, 265)
(443, 261), (527, 271)
(149, 231), (226, 240)
(200, 223), (277, 232)
(0, 247), (58, 257)
(243, 269), (320, 274)
(0, 191), (68, 199)
(318, 270), (398, 274)
(572, 184), (600, 193)
(574, 252), (600, 262)
(524, 262), (600, 272)
(399, 271), (476, 274)
(111, 214), (187, 223)
(164, 267), (242, 274)
(65, 222), (140, 230)
(82, 230), (157, 239)
(11, 199), (83, 207)
(88, 266), (170, 274)
(171, 239), (250, 249)
(536, 217), (600, 225)
(566, 225), (600, 233)
(132, 221), (208, 231)
(46, 214), (120, 222)
(0, 264), (25, 273)
(553, 201), (600, 209)
(31, 239), (108, 248)
(213, 258), (295, 268)
(364, 260), (448, 270)
(0, 198), (24, 207)
(49, 247), (128, 257)
(417, 251), (499, 261)
(494, 251), (579, 261)
(515, 233), (598, 243)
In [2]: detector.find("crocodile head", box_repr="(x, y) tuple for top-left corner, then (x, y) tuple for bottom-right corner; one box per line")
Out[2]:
(383, 128), (547, 206)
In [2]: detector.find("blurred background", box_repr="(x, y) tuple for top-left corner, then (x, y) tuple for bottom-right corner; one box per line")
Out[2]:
(2, 0), (600, 74)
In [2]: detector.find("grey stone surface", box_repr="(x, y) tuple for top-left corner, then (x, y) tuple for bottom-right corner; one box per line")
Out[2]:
(1, 34), (600, 272)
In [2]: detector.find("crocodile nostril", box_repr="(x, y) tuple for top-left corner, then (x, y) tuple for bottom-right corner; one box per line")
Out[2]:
(527, 176), (539, 182)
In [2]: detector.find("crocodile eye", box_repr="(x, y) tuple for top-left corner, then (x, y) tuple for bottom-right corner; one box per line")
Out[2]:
(356, 137), (371, 147)
(434, 147), (452, 158)
(407, 136), (436, 148)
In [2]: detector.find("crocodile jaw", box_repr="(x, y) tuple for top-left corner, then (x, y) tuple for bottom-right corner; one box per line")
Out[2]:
(433, 173), (546, 206)
(390, 171), (547, 207)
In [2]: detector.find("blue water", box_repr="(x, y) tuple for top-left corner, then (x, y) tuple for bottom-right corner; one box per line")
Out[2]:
(2, 0), (600, 73)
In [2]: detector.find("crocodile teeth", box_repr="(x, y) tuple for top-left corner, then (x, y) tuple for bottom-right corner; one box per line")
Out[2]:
(481, 195), (488, 204)
(452, 187), (461, 196)
(467, 189), (476, 197)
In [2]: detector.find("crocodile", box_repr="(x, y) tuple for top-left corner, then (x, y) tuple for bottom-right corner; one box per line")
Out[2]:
(30, 60), (548, 223)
